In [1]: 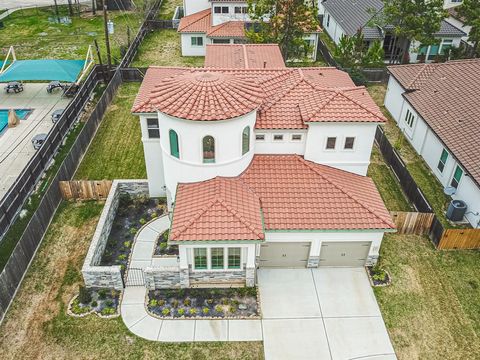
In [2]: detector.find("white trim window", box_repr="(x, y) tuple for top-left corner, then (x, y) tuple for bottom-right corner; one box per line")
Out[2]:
(404, 109), (415, 128)
(146, 118), (160, 138)
(291, 134), (302, 141)
(437, 148), (449, 173)
(228, 248), (241, 269)
(193, 248), (207, 270)
(214, 6), (229, 14)
(325, 136), (336, 150)
(344, 136), (355, 150)
(273, 134), (284, 141)
(450, 165), (463, 189)
(191, 36), (203, 46)
(255, 134), (265, 141)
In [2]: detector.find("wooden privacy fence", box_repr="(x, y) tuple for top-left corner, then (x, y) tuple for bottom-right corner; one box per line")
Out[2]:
(437, 229), (480, 250)
(59, 181), (113, 200)
(390, 211), (435, 235)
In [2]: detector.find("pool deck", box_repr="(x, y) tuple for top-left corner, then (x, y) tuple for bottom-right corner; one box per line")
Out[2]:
(0, 83), (70, 199)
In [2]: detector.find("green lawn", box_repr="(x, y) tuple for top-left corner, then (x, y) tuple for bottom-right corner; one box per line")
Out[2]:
(375, 234), (480, 359)
(158, 0), (183, 19)
(367, 85), (458, 228)
(74, 82), (146, 180)
(0, 3), (147, 61)
(131, 29), (205, 67)
(368, 146), (413, 212)
(0, 201), (264, 360)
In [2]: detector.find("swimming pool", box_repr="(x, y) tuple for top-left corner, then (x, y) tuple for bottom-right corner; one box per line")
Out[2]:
(0, 109), (32, 133)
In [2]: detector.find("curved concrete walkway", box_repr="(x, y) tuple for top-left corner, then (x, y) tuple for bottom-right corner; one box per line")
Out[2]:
(120, 215), (263, 342)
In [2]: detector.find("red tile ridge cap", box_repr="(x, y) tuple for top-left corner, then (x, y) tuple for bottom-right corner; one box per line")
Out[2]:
(218, 199), (265, 240)
(261, 73), (311, 112)
(303, 88), (386, 123)
(295, 156), (396, 228)
(170, 198), (217, 239)
(405, 63), (431, 89)
(207, 20), (245, 37)
(242, 44), (249, 69)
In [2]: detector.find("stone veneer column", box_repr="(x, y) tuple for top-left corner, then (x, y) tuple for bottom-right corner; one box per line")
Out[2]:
(180, 268), (190, 288)
(366, 254), (379, 267)
(307, 256), (320, 268)
(245, 267), (255, 287)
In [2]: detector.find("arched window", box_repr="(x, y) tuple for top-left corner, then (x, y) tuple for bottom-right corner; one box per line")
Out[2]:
(242, 126), (250, 155)
(169, 129), (179, 158)
(203, 135), (215, 163)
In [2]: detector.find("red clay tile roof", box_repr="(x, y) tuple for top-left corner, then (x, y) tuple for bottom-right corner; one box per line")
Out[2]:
(170, 177), (264, 242)
(178, 9), (246, 38)
(169, 155), (395, 241)
(132, 67), (386, 128)
(205, 44), (286, 69)
(388, 59), (480, 185)
(146, 71), (265, 120)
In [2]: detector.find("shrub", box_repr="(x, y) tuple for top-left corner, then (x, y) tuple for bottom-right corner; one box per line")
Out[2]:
(119, 193), (132, 208)
(162, 308), (170, 316)
(183, 298), (191, 306)
(158, 299), (166, 306)
(215, 305), (223, 313)
(117, 254), (126, 261)
(159, 242), (168, 251)
(229, 305), (236, 314)
(177, 308), (185, 316)
(206, 298), (214, 305)
(149, 299), (158, 307)
(129, 227), (138, 235)
(139, 218), (147, 225)
(162, 230), (169, 241)
(101, 307), (115, 316)
(78, 285), (92, 305)
(150, 212), (158, 219)
(98, 289), (107, 300)
(221, 298), (229, 305)
(172, 299), (179, 308)
(91, 301), (98, 308)
(72, 303), (90, 315)
(105, 299), (114, 307)
(123, 241), (131, 248)
(189, 308), (197, 315)
(202, 307), (209, 315)
(371, 266), (388, 282)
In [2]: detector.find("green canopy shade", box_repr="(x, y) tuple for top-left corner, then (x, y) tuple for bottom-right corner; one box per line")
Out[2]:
(0, 60), (86, 82)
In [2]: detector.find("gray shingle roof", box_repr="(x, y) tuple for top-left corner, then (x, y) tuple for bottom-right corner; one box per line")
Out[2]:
(322, 0), (465, 39)
(322, 0), (384, 39)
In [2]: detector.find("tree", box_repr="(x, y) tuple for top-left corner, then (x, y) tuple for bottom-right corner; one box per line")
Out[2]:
(333, 33), (384, 68)
(376, 0), (447, 63)
(457, 0), (480, 56)
(246, 0), (319, 60)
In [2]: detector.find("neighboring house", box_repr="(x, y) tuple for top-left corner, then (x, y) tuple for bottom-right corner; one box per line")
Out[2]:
(443, 0), (463, 9)
(445, 4), (472, 45)
(205, 43), (285, 68)
(178, 0), (320, 59)
(131, 65), (396, 287)
(320, 0), (466, 63)
(384, 59), (480, 228)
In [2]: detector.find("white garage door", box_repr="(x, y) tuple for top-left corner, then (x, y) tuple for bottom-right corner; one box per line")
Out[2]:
(319, 242), (371, 267)
(259, 242), (310, 268)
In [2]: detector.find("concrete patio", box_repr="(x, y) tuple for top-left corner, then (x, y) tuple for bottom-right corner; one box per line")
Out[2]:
(0, 83), (70, 198)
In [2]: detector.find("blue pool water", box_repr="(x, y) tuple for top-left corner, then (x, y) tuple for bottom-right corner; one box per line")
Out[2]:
(0, 109), (31, 133)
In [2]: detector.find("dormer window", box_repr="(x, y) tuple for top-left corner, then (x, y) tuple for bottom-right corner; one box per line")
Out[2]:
(234, 6), (247, 14)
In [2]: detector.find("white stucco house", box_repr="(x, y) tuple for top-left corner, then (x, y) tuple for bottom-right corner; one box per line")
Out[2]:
(384, 59), (480, 228)
(131, 65), (396, 287)
(445, 4), (472, 46)
(319, 0), (466, 63)
(178, 0), (320, 60)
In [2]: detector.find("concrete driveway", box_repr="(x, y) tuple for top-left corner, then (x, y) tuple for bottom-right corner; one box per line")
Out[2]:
(258, 268), (397, 360)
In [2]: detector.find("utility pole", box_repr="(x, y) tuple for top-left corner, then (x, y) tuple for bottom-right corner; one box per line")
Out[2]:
(103, 4), (112, 71)
(94, 39), (108, 82)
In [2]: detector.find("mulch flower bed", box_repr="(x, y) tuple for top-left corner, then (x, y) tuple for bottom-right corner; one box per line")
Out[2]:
(101, 194), (167, 270)
(68, 286), (121, 318)
(367, 266), (391, 287)
(147, 287), (260, 319)
(154, 229), (178, 256)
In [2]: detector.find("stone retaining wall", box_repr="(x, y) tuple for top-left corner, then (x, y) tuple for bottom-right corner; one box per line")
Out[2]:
(189, 270), (246, 287)
(144, 267), (181, 289)
(82, 180), (149, 290)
